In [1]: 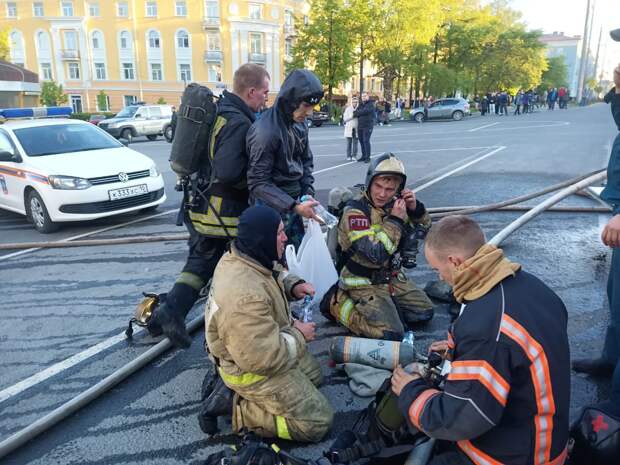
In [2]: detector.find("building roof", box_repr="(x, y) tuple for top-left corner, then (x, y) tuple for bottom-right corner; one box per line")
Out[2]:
(0, 60), (39, 83)
(539, 32), (581, 43)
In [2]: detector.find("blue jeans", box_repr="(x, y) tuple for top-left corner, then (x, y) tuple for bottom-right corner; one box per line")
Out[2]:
(358, 127), (372, 160)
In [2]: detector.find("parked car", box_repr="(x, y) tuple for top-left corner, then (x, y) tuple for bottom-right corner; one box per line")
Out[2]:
(88, 114), (107, 126)
(308, 111), (329, 127)
(0, 110), (166, 233)
(98, 104), (173, 142)
(410, 98), (470, 122)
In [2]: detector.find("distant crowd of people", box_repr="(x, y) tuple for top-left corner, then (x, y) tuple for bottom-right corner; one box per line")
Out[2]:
(474, 87), (570, 116)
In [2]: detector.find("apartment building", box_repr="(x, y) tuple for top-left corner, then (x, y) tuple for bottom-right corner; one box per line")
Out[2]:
(2, 0), (305, 111)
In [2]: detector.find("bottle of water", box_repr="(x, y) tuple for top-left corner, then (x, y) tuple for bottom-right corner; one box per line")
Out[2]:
(402, 330), (415, 346)
(300, 195), (339, 228)
(300, 295), (313, 322)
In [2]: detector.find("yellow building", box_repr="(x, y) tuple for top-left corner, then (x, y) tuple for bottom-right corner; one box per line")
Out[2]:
(1, 0), (306, 112)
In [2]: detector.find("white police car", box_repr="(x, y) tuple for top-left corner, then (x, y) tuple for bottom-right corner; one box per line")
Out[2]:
(0, 107), (166, 233)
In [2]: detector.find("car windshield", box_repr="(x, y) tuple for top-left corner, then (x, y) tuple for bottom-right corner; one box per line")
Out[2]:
(115, 106), (139, 118)
(14, 123), (122, 157)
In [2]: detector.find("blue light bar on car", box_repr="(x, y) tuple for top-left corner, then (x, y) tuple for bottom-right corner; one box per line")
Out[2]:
(0, 106), (73, 119)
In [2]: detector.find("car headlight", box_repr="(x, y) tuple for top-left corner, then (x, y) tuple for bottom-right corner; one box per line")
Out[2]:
(107, 123), (119, 129)
(149, 164), (159, 177)
(48, 175), (92, 190)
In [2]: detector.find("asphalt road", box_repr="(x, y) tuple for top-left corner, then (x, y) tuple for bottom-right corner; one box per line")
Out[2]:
(0, 105), (618, 464)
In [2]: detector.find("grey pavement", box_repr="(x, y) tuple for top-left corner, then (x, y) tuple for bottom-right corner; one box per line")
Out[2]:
(0, 105), (618, 464)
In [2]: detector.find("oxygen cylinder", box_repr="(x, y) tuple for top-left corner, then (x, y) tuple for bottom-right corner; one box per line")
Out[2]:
(329, 336), (417, 370)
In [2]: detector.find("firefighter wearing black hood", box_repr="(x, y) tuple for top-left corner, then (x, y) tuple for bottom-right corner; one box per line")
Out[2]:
(321, 153), (435, 340)
(247, 69), (325, 248)
(145, 64), (271, 348)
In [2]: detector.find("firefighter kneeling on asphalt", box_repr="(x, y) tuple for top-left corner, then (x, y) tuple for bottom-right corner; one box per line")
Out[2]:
(200, 205), (334, 442)
(320, 153), (435, 340)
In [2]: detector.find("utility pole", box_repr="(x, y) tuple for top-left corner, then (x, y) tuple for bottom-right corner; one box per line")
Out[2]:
(576, 0), (592, 102)
(593, 27), (603, 86)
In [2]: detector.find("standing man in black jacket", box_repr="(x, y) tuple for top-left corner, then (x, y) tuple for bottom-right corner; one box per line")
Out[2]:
(355, 92), (375, 163)
(146, 64), (270, 348)
(246, 69), (324, 249)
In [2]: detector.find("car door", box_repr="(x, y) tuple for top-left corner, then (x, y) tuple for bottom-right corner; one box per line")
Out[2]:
(133, 107), (149, 135)
(0, 129), (25, 212)
(147, 106), (164, 134)
(427, 101), (443, 119)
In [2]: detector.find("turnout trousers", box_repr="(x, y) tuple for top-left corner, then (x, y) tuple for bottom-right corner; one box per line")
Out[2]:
(329, 276), (434, 339)
(228, 352), (334, 443)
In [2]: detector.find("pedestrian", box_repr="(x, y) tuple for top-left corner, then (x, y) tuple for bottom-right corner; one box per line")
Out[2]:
(499, 91), (508, 115)
(487, 92), (496, 115)
(321, 154), (435, 339)
(354, 91), (375, 163)
(382, 100), (392, 126)
(200, 205), (334, 441)
(573, 63), (620, 379)
(143, 63), (270, 348)
(513, 91), (523, 115)
(547, 87), (558, 110)
(343, 96), (359, 161)
(392, 215), (570, 465)
(169, 105), (177, 141)
(480, 95), (488, 116)
(522, 90), (530, 114)
(246, 69), (324, 250)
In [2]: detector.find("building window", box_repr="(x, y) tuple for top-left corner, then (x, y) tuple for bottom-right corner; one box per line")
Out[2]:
(207, 33), (220, 51)
(179, 63), (191, 82)
(284, 10), (293, 26)
(208, 64), (221, 82)
(91, 31), (103, 49)
(94, 62), (106, 79)
(40, 63), (52, 80)
(250, 33), (262, 54)
(175, 1), (187, 16)
(148, 30), (160, 48)
(122, 62), (135, 80)
(37, 31), (51, 52)
(249, 3), (261, 19)
(120, 31), (130, 49)
(89, 2), (100, 17)
(124, 95), (137, 107)
(64, 31), (78, 50)
(70, 95), (83, 113)
(205, 0), (219, 18)
(176, 30), (190, 48)
(33, 2), (44, 17)
(68, 62), (80, 79)
(150, 63), (162, 81)
(97, 94), (110, 111)
(145, 1), (157, 17)
(303, 15), (308, 25)
(6, 2), (17, 17)
(62, 1), (73, 16)
(117, 2), (128, 17)
(285, 38), (293, 57)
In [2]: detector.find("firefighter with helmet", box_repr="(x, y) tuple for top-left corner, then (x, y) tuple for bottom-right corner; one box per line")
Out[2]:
(320, 153), (435, 339)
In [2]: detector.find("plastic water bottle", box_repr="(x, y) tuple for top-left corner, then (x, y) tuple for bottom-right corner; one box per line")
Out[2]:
(300, 295), (313, 322)
(402, 331), (415, 346)
(300, 195), (339, 228)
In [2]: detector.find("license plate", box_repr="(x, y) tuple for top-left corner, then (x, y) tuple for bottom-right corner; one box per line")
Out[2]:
(108, 184), (148, 201)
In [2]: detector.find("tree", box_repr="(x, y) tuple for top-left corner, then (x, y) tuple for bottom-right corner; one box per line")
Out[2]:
(0, 29), (9, 61)
(40, 81), (68, 106)
(288, 0), (355, 104)
(97, 91), (109, 111)
(156, 96), (167, 104)
(539, 56), (568, 91)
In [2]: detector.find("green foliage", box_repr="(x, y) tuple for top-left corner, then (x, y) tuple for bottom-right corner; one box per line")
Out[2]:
(156, 97), (167, 104)
(40, 81), (68, 106)
(0, 29), (9, 61)
(539, 56), (568, 91)
(97, 91), (109, 111)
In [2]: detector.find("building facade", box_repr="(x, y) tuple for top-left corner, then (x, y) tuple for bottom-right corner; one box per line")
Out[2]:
(539, 31), (595, 94)
(1, 0), (306, 112)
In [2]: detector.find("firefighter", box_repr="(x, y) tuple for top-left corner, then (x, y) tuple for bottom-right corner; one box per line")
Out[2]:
(321, 153), (434, 340)
(392, 215), (570, 465)
(143, 64), (271, 348)
(201, 205), (333, 442)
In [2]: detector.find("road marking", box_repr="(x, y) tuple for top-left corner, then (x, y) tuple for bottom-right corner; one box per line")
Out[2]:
(314, 146), (492, 158)
(0, 208), (178, 262)
(469, 122), (500, 132)
(0, 329), (143, 404)
(412, 146), (507, 193)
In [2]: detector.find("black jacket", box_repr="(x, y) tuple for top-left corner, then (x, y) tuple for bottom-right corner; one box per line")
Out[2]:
(604, 87), (620, 131)
(354, 100), (375, 129)
(398, 270), (570, 465)
(188, 90), (255, 238)
(246, 70), (321, 212)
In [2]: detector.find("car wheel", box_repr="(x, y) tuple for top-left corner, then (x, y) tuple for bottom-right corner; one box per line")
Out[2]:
(452, 110), (464, 121)
(120, 128), (133, 143)
(414, 112), (424, 123)
(164, 125), (173, 142)
(314, 122), (323, 127)
(26, 190), (59, 234)
(147, 134), (158, 141)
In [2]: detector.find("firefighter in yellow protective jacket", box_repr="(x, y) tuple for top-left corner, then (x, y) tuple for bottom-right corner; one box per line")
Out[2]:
(321, 153), (434, 340)
(201, 205), (333, 442)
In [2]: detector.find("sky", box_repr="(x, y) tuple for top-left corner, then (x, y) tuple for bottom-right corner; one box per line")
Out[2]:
(508, 0), (620, 80)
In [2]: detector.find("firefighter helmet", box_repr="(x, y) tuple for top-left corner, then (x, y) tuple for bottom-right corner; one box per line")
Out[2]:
(364, 153), (407, 193)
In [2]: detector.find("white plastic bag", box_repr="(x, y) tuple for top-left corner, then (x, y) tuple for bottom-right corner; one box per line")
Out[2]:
(285, 219), (338, 303)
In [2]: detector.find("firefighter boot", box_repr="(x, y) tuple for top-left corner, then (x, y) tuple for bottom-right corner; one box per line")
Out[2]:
(198, 377), (234, 434)
(149, 283), (198, 348)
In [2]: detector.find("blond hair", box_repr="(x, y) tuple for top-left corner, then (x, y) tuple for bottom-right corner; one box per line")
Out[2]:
(425, 215), (486, 259)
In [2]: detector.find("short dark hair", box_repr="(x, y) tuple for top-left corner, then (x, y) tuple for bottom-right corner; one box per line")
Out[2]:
(425, 215), (486, 259)
(233, 64), (270, 94)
